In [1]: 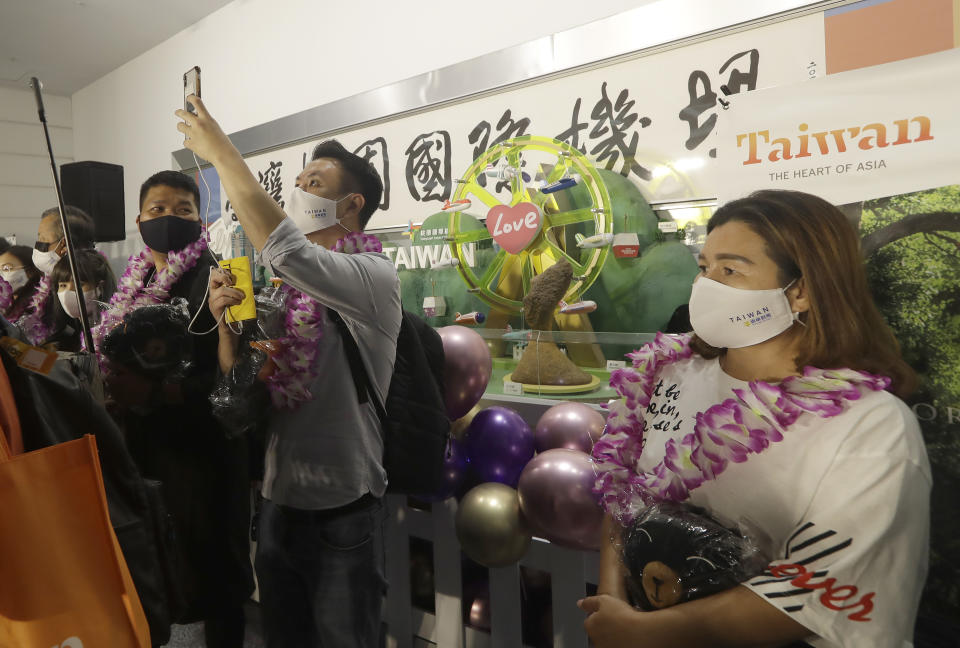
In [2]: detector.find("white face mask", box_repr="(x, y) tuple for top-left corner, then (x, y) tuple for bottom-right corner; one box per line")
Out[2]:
(0, 268), (28, 292)
(688, 277), (799, 349)
(58, 288), (98, 320)
(33, 247), (61, 275)
(285, 187), (353, 235)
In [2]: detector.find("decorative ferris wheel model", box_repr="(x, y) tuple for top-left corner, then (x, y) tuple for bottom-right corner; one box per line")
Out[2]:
(443, 135), (614, 314)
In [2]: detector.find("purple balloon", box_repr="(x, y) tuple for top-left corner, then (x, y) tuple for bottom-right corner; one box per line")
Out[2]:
(455, 467), (484, 501)
(517, 448), (603, 551)
(438, 326), (493, 420)
(423, 438), (469, 501)
(464, 407), (535, 487)
(534, 402), (607, 454)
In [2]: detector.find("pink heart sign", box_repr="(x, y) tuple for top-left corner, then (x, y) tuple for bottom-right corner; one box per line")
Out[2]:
(486, 202), (543, 254)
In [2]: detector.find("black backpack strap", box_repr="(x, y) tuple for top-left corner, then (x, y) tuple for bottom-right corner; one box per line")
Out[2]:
(328, 310), (387, 425)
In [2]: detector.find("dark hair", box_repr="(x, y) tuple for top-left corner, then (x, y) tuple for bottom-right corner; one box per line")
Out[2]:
(310, 139), (383, 229)
(41, 205), (96, 249)
(51, 249), (117, 304)
(0, 238), (10, 256)
(139, 170), (201, 211)
(5, 244), (41, 286)
(5, 244), (39, 273)
(690, 189), (916, 397)
(2, 245), (42, 319)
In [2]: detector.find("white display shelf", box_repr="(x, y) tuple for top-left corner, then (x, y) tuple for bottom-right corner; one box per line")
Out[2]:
(384, 495), (600, 648)
(478, 391), (607, 412)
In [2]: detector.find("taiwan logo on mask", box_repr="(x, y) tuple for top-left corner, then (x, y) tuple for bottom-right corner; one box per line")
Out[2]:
(285, 188), (353, 235)
(688, 278), (798, 348)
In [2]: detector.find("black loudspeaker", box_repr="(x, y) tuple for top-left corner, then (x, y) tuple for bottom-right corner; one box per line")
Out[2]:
(60, 161), (125, 242)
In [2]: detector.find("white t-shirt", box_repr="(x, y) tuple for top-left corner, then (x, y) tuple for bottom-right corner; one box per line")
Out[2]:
(627, 355), (931, 648)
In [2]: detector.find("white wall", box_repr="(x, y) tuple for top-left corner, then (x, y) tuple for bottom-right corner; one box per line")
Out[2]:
(71, 0), (645, 243)
(0, 87), (73, 248)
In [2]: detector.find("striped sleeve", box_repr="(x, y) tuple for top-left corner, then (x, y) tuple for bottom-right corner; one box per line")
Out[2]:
(745, 407), (930, 648)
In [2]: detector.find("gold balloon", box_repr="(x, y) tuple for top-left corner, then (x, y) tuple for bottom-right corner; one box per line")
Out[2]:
(455, 483), (532, 567)
(450, 403), (483, 442)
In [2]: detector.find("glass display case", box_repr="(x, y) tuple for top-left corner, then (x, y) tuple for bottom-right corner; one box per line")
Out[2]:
(366, 143), (713, 407)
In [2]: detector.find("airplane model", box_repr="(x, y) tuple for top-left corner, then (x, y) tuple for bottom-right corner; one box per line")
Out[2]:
(558, 299), (598, 315)
(540, 174), (580, 194)
(432, 257), (460, 269)
(441, 198), (472, 212)
(575, 232), (615, 249)
(454, 311), (486, 325)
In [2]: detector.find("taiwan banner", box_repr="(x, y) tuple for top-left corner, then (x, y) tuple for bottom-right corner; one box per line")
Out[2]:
(716, 47), (960, 206)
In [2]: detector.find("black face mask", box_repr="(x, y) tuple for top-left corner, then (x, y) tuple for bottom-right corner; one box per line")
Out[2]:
(139, 216), (202, 253)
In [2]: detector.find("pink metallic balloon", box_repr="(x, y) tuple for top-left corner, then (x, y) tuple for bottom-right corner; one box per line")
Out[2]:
(517, 448), (603, 551)
(438, 326), (493, 420)
(468, 595), (491, 631)
(534, 402), (606, 454)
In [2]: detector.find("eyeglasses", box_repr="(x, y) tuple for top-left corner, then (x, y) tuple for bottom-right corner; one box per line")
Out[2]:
(34, 241), (53, 252)
(0, 265), (24, 272)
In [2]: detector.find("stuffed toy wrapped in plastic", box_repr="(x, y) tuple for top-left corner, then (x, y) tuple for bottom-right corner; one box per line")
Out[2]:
(99, 299), (194, 381)
(208, 281), (288, 435)
(622, 502), (767, 610)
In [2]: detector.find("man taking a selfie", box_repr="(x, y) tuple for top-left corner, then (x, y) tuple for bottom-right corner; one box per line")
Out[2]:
(176, 94), (400, 647)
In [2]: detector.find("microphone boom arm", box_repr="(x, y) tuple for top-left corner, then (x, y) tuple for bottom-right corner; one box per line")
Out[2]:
(29, 77), (96, 353)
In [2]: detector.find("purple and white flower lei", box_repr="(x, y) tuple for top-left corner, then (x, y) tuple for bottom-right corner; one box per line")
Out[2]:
(333, 231), (383, 255)
(91, 233), (208, 357)
(591, 333), (891, 524)
(265, 231), (382, 409)
(15, 275), (54, 345)
(4, 283), (32, 323)
(0, 276), (12, 314)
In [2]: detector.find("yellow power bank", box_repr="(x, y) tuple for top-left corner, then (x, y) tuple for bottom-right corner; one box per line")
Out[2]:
(219, 256), (257, 322)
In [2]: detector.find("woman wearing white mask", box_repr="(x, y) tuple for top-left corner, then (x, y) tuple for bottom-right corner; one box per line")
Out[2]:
(0, 245), (42, 323)
(49, 249), (116, 351)
(583, 190), (929, 648)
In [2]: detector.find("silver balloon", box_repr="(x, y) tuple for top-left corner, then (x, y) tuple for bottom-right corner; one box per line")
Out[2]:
(517, 448), (603, 551)
(455, 483), (531, 567)
(534, 401), (606, 453)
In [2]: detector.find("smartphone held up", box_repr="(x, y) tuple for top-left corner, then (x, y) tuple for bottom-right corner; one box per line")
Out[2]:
(183, 66), (201, 114)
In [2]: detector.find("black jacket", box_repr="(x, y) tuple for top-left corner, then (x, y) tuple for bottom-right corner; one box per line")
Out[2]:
(119, 260), (254, 622)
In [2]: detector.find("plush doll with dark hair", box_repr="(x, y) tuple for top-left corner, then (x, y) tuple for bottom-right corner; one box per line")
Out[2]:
(100, 299), (193, 381)
(622, 502), (767, 610)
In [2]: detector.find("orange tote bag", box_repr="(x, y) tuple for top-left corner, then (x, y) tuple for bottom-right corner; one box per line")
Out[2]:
(0, 434), (151, 648)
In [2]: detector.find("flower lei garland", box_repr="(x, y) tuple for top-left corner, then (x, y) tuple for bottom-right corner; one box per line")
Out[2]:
(263, 231), (382, 409)
(15, 275), (54, 344)
(0, 276), (12, 315)
(333, 231), (383, 254)
(91, 233), (208, 356)
(591, 333), (891, 525)
(5, 280), (35, 323)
